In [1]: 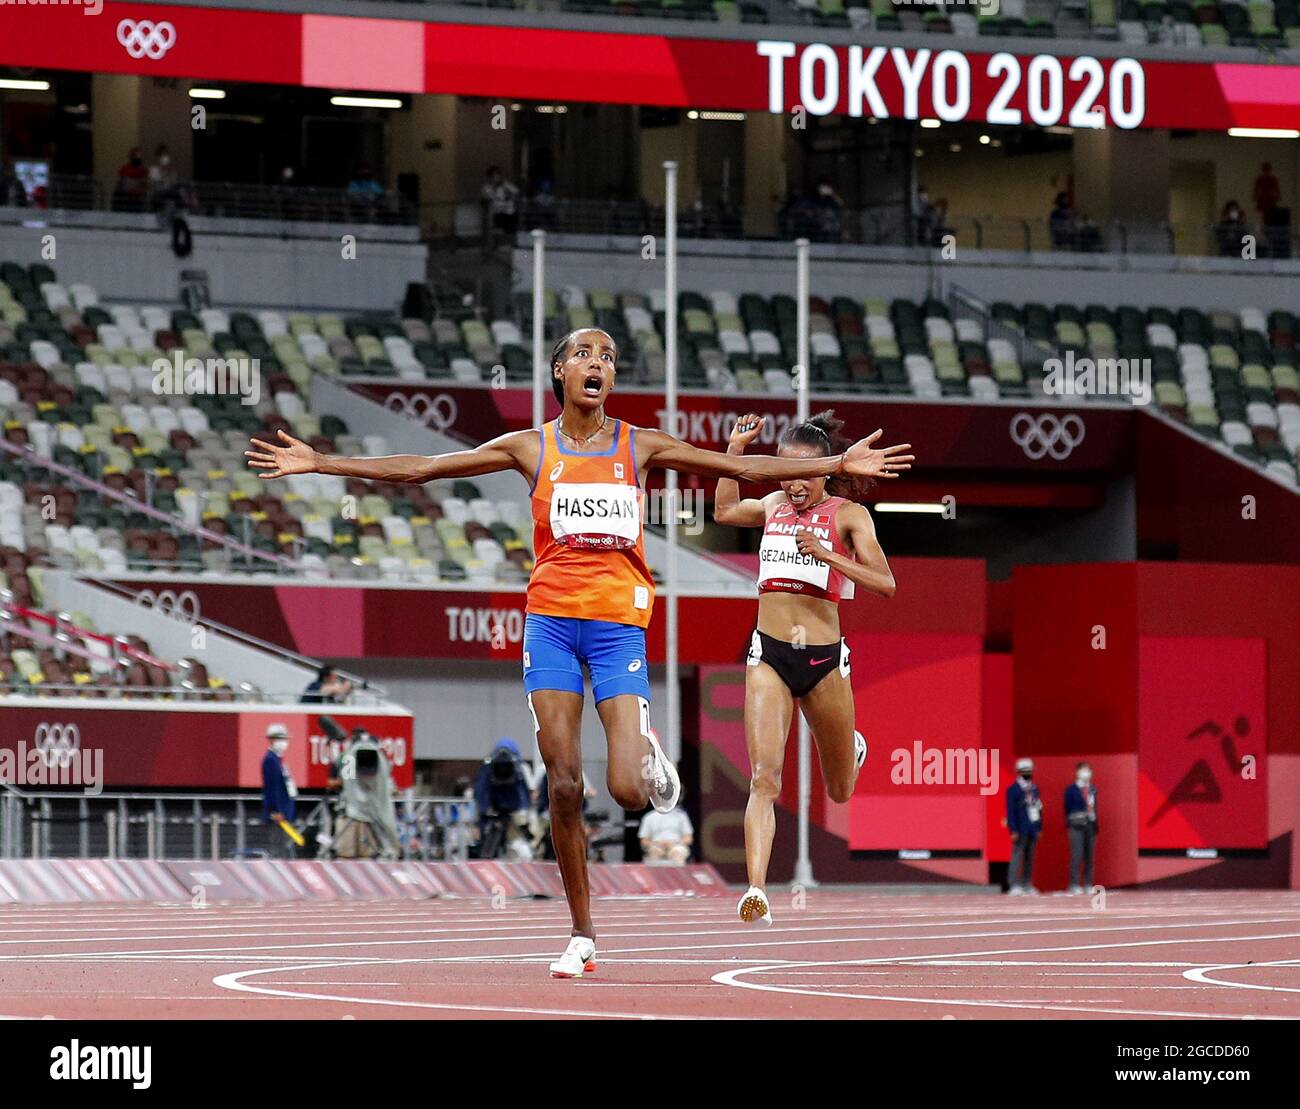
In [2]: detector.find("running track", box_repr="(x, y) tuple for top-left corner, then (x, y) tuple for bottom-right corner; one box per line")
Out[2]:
(1, 889), (1298, 1020)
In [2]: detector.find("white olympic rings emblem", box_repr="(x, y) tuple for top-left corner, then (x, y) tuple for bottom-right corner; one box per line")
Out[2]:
(1009, 412), (1086, 461)
(117, 20), (177, 61)
(34, 722), (81, 769)
(135, 588), (201, 624)
(384, 392), (458, 432)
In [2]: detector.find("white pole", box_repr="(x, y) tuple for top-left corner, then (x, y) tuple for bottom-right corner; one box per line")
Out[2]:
(664, 161), (680, 765)
(530, 228), (545, 774)
(531, 229), (546, 432)
(793, 237), (817, 889)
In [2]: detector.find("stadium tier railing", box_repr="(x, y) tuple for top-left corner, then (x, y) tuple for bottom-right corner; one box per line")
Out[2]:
(1, 174), (417, 226)
(0, 785), (470, 862)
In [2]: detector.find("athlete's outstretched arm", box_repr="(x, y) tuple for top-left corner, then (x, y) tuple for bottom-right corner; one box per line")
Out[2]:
(639, 426), (913, 484)
(246, 428), (537, 484)
(795, 503), (896, 599)
(714, 413), (776, 527)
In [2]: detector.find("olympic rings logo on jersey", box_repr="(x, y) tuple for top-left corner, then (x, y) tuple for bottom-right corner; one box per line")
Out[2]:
(134, 588), (201, 624)
(117, 19), (177, 60)
(383, 392), (458, 432)
(34, 722), (81, 769)
(1009, 412), (1086, 461)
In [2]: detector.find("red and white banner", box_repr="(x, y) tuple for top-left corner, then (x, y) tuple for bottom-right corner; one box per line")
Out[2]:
(0, 706), (414, 789)
(0, 5), (1298, 133)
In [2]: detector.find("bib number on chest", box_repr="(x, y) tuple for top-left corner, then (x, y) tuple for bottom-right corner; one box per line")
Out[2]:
(758, 534), (831, 591)
(550, 482), (641, 549)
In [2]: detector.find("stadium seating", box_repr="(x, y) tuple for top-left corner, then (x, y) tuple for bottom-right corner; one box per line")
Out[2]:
(4, 256), (1295, 607)
(0, 588), (250, 700)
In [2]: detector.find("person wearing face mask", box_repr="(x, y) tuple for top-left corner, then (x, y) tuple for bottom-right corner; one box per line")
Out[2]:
(1006, 757), (1042, 895)
(261, 723), (299, 858)
(1065, 761), (1098, 895)
(1215, 200), (1248, 257)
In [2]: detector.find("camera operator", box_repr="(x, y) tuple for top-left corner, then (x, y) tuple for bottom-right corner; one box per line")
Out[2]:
(334, 727), (401, 859)
(473, 738), (533, 860)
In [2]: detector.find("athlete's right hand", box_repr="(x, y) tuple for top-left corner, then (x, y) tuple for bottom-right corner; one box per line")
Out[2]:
(245, 429), (319, 479)
(840, 429), (914, 480)
(728, 413), (764, 453)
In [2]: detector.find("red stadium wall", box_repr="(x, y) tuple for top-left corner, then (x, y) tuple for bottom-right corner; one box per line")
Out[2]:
(694, 558), (1299, 889)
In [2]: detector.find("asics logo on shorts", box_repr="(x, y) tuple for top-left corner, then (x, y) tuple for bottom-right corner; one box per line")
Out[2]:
(628, 659), (643, 672)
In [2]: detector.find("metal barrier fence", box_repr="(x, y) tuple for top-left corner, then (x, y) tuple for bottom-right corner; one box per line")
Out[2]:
(0, 786), (472, 862)
(1, 174), (417, 226)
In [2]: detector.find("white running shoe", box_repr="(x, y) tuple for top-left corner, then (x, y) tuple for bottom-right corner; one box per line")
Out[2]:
(854, 730), (867, 773)
(549, 936), (597, 979)
(646, 731), (682, 813)
(737, 885), (773, 927)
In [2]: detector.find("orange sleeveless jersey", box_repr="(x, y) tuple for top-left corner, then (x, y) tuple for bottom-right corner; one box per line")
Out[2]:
(528, 419), (655, 628)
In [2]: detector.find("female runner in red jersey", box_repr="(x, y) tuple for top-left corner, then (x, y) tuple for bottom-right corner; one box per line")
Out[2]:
(247, 330), (910, 975)
(715, 410), (910, 926)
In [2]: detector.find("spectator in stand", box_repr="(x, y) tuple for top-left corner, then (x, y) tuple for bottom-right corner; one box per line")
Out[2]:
(1215, 200), (1248, 257)
(1254, 162), (1281, 225)
(346, 164), (384, 200)
(812, 178), (844, 242)
(638, 799), (693, 865)
(1065, 761), (1099, 894)
(0, 159), (26, 207)
(301, 664), (352, 704)
(115, 147), (149, 211)
(1006, 757), (1043, 895)
(260, 723), (298, 858)
(481, 165), (520, 250)
(1049, 191), (1076, 250)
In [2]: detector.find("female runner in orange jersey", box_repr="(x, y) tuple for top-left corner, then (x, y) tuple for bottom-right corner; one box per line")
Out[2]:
(247, 328), (912, 976)
(715, 411), (908, 927)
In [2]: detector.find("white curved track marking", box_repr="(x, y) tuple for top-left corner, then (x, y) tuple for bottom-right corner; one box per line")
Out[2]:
(1183, 960), (1300, 994)
(212, 960), (730, 1019)
(712, 929), (1300, 1020)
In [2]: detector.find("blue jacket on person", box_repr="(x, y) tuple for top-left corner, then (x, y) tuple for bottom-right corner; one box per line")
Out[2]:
(1065, 783), (1099, 834)
(1006, 780), (1043, 839)
(474, 739), (530, 819)
(261, 749), (295, 823)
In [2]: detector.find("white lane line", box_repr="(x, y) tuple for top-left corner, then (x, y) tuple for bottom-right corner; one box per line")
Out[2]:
(211, 960), (743, 1020)
(711, 930), (1300, 1020)
(1183, 959), (1300, 994)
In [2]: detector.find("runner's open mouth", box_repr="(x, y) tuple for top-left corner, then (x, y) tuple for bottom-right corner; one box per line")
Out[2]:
(583, 375), (603, 395)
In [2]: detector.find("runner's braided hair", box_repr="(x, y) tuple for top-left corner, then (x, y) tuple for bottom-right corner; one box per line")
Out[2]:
(778, 409), (872, 501)
(550, 328), (619, 405)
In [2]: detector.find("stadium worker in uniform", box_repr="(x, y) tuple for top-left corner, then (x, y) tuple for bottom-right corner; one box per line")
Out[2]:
(246, 326), (909, 977)
(260, 723), (298, 859)
(1006, 757), (1043, 895)
(715, 411), (908, 926)
(1064, 761), (1098, 894)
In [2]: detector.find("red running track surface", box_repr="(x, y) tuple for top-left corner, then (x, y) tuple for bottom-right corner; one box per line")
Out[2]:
(1, 889), (1298, 1020)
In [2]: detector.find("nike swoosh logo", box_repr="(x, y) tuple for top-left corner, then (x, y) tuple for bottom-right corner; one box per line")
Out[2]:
(809, 656), (831, 665)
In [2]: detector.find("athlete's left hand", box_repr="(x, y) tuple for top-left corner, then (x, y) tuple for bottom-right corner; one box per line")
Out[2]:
(795, 527), (831, 562)
(841, 429), (914, 479)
